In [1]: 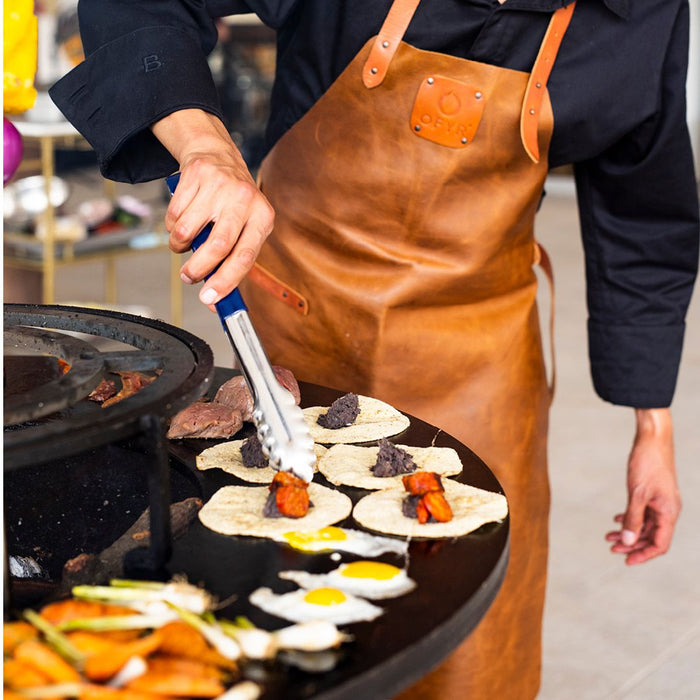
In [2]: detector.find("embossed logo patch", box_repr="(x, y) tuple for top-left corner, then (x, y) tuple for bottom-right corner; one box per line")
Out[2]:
(410, 76), (484, 148)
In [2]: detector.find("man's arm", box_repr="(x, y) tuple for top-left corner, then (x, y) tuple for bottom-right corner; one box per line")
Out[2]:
(606, 408), (681, 565)
(151, 109), (274, 305)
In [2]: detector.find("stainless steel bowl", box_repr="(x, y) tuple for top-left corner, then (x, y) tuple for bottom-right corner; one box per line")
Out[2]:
(4, 175), (70, 223)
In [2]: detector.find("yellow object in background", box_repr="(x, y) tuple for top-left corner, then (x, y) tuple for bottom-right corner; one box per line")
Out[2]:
(4, 0), (38, 114)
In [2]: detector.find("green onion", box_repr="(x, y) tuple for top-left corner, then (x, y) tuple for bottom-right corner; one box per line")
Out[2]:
(166, 602), (241, 660)
(57, 614), (172, 632)
(22, 609), (86, 666)
(72, 579), (215, 614)
(216, 618), (275, 660)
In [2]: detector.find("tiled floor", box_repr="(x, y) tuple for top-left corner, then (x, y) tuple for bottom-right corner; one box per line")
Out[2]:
(7, 170), (700, 698)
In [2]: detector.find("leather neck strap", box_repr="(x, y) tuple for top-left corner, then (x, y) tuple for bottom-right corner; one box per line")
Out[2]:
(363, 0), (577, 163)
(362, 0), (420, 88)
(520, 2), (576, 162)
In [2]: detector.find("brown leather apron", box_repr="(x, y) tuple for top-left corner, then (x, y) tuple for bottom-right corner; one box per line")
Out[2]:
(241, 1), (575, 697)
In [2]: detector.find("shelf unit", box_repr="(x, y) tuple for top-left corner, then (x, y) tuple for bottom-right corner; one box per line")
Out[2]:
(4, 110), (183, 325)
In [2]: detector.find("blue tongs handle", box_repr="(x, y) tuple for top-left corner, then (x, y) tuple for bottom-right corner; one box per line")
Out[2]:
(165, 172), (246, 325)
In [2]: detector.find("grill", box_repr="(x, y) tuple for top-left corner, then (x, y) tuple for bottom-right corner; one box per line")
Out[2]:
(3, 303), (510, 699)
(4, 303), (215, 602)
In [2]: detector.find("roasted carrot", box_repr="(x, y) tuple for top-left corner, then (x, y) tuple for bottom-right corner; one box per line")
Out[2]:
(415, 497), (430, 524)
(275, 484), (310, 517)
(41, 601), (138, 627)
(83, 631), (162, 682)
(4, 620), (39, 654)
(422, 490), (453, 522)
(156, 622), (208, 658)
(65, 631), (121, 657)
(146, 656), (227, 681)
(402, 471), (444, 495)
(96, 630), (143, 643)
(152, 623), (238, 673)
(3, 657), (52, 688)
(126, 671), (225, 698)
(13, 639), (82, 684)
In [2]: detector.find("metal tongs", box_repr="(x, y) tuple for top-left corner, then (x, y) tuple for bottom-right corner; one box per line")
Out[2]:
(166, 173), (315, 482)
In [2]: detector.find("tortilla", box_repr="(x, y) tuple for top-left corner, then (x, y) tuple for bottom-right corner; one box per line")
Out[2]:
(196, 440), (328, 484)
(352, 479), (508, 539)
(318, 443), (462, 490)
(303, 396), (410, 444)
(198, 483), (353, 538)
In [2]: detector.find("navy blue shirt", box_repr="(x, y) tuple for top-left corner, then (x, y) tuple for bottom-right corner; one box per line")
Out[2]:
(50, 0), (700, 408)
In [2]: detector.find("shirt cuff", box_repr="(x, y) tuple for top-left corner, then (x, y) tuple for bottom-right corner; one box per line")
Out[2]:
(49, 26), (224, 183)
(587, 320), (685, 408)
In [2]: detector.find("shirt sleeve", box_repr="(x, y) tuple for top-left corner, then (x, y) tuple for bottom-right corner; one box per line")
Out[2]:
(49, 0), (227, 183)
(573, 3), (699, 409)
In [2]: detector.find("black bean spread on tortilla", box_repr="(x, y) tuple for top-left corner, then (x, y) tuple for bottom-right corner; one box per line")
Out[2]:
(240, 434), (268, 468)
(317, 393), (360, 429)
(371, 438), (418, 477)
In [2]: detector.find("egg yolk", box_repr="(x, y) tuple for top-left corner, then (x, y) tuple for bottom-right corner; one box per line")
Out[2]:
(304, 587), (347, 606)
(340, 561), (401, 580)
(282, 526), (348, 550)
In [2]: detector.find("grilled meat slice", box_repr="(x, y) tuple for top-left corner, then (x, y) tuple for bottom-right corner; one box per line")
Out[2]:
(167, 402), (243, 440)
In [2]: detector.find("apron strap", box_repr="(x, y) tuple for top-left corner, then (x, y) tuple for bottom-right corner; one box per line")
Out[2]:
(534, 241), (557, 402)
(248, 264), (309, 315)
(362, 0), (421, 88)
(520, 2), (576, 163)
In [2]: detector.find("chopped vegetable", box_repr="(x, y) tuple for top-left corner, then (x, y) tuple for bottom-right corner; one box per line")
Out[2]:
(4, 620), (39, 654)
(5, 577), (350, 700)
(57, 615), (174, 634)
(40, 601), (138, 627)
(422, 490), (453, 523)
(165, 604), (240, 661)
(23, 610), (86, 667)
(125, 670), (225, 698)
(13, 639), (83, 684)
(3, 658), (51, 689)
(214, 619), (275, 660)
(82, 631), (162, 682)
(73, 579), (215, 615)
(213, 681), (261, 700)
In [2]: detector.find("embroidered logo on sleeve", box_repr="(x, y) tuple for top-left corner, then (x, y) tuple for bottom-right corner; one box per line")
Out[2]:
(143, 55), (162, 73)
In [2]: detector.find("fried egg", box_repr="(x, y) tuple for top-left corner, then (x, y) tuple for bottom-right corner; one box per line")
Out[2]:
(278, 526), (408, 557)
(249, 586), (384, 625)
(279, 561), (416, 600)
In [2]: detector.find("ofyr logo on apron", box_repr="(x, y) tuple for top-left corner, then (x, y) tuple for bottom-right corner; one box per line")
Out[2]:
(410, 75), (484, 148)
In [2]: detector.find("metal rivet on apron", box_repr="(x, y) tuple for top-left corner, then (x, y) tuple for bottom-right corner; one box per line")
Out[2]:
(475, 91), (483, 99)
(382, 40), (389, 48)
(282, 291), (288, 298)
(461, 137), (468, 144)
(414, 125), (421, 132)
(371, 66), (378, 74)
(529, 108), (536, 115)
(536, 82), (542, 89)
(427, 77), (434, 85)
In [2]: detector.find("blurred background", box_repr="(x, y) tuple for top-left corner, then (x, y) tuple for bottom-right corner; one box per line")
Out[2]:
(3, 3), (700, 698)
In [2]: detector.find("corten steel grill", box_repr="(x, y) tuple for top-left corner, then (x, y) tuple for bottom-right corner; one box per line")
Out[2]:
(3, 303), (215, 596)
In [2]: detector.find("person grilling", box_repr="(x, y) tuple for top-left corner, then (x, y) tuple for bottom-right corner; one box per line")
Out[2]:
(50, 1), (699, 698)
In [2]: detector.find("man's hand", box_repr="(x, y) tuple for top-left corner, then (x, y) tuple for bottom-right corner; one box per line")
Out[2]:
(151, 109), (275, 306)
(605, 407), (681, 565)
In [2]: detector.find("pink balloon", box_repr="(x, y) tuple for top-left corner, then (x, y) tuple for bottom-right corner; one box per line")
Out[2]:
(4, 117), (24, 185)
